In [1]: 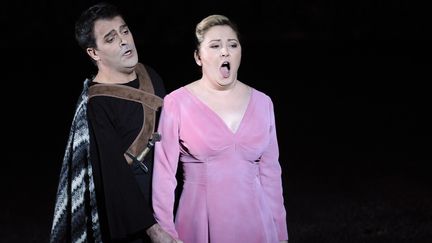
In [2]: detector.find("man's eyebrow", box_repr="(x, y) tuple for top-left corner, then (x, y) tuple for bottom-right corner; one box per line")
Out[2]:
(103, 29), (116, 39)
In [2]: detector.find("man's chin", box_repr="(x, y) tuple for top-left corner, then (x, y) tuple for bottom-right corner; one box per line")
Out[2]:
(123, 61), (138, 72)
(124, 55), (138, 65)
(124, 65), (137, 72)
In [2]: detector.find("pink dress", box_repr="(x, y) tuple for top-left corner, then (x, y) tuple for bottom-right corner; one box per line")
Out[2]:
(152, 87), (288, 243)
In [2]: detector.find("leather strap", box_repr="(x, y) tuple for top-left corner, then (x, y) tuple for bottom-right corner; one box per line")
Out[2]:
(88, 63), (163, 165)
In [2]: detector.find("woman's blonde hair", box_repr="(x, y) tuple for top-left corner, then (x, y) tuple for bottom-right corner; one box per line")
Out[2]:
(195, 14), (240, 50)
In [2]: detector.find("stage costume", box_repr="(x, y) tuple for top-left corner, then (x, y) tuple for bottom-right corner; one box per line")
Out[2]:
(51, 64), (164, 242)
(153, 87), (288, 243)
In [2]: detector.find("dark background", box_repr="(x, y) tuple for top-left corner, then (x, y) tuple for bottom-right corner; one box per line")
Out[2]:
(1, 0), (431, 242)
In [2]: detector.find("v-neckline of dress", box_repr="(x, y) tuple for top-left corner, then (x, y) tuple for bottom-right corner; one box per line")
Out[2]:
(182, 86), (254, 135)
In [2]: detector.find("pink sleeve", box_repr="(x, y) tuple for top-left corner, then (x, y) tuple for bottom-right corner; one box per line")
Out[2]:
(259, 98), (289, 241)
(152, 95), (180, 238)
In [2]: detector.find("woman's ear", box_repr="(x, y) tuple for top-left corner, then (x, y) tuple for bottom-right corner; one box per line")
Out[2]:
(194, 50), (202, 66)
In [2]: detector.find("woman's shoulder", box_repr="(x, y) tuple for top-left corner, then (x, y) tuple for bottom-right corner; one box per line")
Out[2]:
(162, 86), (191, 107)
(166, 86), (188, 98)
(249, 86), (272, 104)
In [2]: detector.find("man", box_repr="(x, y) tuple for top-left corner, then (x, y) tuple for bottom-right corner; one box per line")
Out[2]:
(50, 2), (182, 242)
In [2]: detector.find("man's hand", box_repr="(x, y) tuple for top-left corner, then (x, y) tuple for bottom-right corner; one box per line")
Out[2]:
(146, 223), (183, 243)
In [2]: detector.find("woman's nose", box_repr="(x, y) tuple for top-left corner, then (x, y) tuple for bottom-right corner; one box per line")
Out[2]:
(221, 47), (229, 56)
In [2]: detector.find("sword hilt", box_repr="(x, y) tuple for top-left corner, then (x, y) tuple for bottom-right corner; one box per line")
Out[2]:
(136, 133), (161, 162)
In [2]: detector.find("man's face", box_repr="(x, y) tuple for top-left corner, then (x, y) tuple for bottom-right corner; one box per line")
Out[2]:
(88, 16), (138, 72)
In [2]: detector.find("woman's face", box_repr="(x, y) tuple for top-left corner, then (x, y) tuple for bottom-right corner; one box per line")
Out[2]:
(196, 25), (242, 87)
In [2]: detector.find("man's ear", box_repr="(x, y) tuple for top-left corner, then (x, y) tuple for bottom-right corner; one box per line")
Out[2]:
(86, 47), (100, 62)
(194, 50), (201, 66)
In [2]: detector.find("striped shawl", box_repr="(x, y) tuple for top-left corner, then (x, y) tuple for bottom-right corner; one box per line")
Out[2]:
(50, 79), (102, 243)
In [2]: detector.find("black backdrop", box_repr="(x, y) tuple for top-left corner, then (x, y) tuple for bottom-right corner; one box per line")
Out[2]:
(1, 0), (431, 242)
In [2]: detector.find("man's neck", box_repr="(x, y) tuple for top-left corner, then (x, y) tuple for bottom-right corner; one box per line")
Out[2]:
(94, 67), (136, 84)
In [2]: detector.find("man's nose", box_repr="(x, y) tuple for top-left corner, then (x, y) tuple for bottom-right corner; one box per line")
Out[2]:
(120, 36), (128, 45)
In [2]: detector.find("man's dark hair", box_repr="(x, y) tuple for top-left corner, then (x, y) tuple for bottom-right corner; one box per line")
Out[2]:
(75, 2), (123, 50)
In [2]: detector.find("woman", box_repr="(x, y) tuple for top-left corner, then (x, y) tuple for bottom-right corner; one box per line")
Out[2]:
(152, 14), (288, 243)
